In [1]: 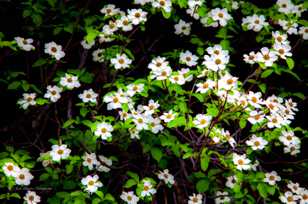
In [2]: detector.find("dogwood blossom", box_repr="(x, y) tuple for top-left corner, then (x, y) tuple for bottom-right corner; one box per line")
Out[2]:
(78, 89), (98, 103)
(50, 144), (71, 162)
(44, 41), (65, 60)
(81, 175), (103, 193)
(24, 191), (41, 204)
(94, 122), (114, 140)
(15, 37), (35, 51)
(120, 191), (139, 204)
(233, 153), (251, 171)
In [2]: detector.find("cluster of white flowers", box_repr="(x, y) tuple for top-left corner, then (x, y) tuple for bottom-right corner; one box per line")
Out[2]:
(279, 130), (301, 155)
(82, 152), (112, 172)
(2, 162), (34, 186)
(276, 0), (305, 16)
(12, 0), (308, 202)
(19, 72), (99, 108)
(148, 56), (172, 81)
(280, 181), (308, 204)
(88, 4), (147, 64)
(202, 44), (230, 72)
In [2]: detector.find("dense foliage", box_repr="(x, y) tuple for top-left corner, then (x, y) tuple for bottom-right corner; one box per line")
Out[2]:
(0, 0), (307, 203)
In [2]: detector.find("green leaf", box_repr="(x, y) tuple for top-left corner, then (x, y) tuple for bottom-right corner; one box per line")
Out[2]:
(95, 191), (104, 199)
(198, 6), (207, 17)
(286, 58), (294, 69)
(8, 81), (21, 90)
(258, 83), (267, 93)
(127, 171), (139, 181)
(239, 118), (247, 129)
(151, 147), (163, 162)
(261, 69), (273, 78)
(257, 183), (268, 198)
(80, 107), (88, 117)
(85, 27), (100, 43)
(33, 58), (47, 67)
(123, 179), (137, 188)
(167, 116), (186, 128)
(177, 0), (187, 8)
(63, 119), (75, 128)
(162, 10), (171, 19)
(207, 104), (219, 117)
(267, 186), (275, 195)
(200, 148), (210, 171)
(196, 178), (209, 193)
(36, 98), (48, 105)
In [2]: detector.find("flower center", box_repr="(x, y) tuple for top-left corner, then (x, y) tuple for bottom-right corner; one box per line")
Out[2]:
(123, 20), (129, 25)
(215, 59), (221, 65)
(67, 77), (73, 83)
(27, 97), (33, 102)
(203, 83), (209, 89)
(28, 195), (34, 201)
(287, 196), (293, 202)
(269, 175), (275, 180)
(227, 79), (234, 84)
(101, 128), (107, 134)
(57, 149), (64, 155)
(200, 119), (207, 125)
(118, 58), (125, 64)
(7, 165), (13, 171)
(263, 54), (270, 60)
(134, 12), (141, 18)
(137, 118), (143, 124)
(277, 36), (282, 42)
(143, 185), (149, 191)
(237, 159), (244, 165)
(19, 174), (25, 180)
(251, 97), (257, 103)
(113, 97), (119, 103)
